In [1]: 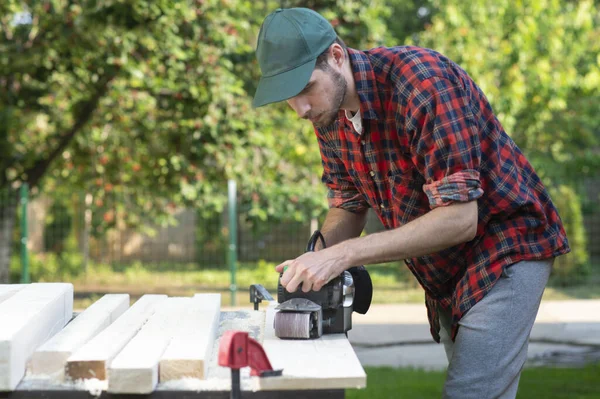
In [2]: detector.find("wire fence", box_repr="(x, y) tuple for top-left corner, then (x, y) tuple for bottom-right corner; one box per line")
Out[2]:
(15, 189), (315, 269)
(2, 182), (600, 284)
(0, 187), (19, 283)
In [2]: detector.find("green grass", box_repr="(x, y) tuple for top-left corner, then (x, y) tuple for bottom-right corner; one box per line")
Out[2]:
(348, 365), (600, 399)
(11, 254), (600, 308)
(64, 261), (430, 307)
(67, 259), (600, 302)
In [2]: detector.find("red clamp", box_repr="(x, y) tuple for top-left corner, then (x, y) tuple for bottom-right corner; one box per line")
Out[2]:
(218, 331), (282, 399)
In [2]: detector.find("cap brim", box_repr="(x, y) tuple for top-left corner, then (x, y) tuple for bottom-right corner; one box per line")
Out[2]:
(252, 57), (316, 108)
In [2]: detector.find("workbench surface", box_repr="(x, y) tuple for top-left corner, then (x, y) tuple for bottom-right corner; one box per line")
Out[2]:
(1, 300), (365, 399)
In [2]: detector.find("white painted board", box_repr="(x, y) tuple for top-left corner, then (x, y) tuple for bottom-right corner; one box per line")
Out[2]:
(108, 297), (191, 394)
(254, 304), (366, 391)
(0, 283), (73, 391)
(65, 294), (167, 381)
(0, 285), (25, 305)
(30, 294), (130, 379)
(159, 293), (221, 381)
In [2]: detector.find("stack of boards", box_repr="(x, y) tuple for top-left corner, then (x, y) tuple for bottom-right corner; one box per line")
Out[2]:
(0, 283), (220, 394)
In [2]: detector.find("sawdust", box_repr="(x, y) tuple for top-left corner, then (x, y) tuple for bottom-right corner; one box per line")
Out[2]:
(71, 378), (107, 397)
(17, 371), (107, 398)
(23, 358), (105, 396)
(158, 376), (255, 392)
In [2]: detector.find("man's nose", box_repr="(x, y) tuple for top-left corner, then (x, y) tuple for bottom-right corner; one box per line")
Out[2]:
(288, 97), (311, 119)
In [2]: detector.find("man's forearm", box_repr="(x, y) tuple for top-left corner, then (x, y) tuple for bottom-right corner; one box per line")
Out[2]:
(317, 207), (368, 250)
(337, 201), (478, 266)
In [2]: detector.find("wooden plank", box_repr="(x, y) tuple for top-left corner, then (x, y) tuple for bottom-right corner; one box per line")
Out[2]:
(65, 294), (167, 381)
(0, 283), (73, 391)
(254, 304), (366, 391)
(108, 297), (190, 394)
(159, 294), (221, 381)
(154, 309), (265, 393)
(29, 294), (130, 379)
(0, 285), (25, 305)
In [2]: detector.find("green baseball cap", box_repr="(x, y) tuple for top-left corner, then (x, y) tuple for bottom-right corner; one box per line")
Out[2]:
(252, 8), (337, 108)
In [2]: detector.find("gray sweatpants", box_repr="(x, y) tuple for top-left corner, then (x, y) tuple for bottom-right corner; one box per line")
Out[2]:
(439, 258), (553, 399)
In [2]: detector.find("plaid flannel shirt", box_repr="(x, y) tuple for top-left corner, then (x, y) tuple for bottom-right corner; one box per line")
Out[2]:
(315, 46), (570, 342)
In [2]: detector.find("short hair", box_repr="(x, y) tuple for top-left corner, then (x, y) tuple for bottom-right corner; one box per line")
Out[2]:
(315, 36), (348, 70)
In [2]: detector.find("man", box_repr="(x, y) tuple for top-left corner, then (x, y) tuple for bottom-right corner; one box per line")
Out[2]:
(252, 7), (570, 399)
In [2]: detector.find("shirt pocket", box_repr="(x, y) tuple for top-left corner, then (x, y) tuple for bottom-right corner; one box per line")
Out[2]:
(388, 168), (429, 227)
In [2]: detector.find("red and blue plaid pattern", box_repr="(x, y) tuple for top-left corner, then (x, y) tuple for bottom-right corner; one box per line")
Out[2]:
(315, 46), (570, 342)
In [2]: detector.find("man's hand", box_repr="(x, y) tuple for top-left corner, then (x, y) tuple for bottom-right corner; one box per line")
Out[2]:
(276, 248), (348, 293)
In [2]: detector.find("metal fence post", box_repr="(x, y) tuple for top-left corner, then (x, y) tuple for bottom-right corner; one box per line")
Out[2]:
(227, 180), (237, 306)
(20, 183), (30, 284)
(83, 193), (93, 275)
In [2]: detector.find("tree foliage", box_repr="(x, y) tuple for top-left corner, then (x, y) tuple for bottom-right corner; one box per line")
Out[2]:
(0, 0), (391, 229)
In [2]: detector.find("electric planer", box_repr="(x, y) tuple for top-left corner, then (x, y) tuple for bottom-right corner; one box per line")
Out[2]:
(250, 230), (373, 339)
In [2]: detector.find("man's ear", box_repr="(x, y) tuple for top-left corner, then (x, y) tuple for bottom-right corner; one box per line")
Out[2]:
(330, 43), (345, 68)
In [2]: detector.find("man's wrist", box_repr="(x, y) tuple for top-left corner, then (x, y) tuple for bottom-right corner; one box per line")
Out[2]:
(337, 240), (357, 270)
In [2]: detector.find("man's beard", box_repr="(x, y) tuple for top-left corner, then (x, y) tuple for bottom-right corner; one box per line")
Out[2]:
(313, 68), (347, 128)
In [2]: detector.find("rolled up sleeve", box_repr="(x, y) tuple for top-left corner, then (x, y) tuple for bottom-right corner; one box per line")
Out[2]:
(404, 77), (484, 209)
(422, 169), (483, 208)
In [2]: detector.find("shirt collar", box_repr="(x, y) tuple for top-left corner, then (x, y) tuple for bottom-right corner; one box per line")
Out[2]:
(347, 48), (383, 121)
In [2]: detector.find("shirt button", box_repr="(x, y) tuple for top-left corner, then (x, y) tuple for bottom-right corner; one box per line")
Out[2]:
(369, 170), (375, 177)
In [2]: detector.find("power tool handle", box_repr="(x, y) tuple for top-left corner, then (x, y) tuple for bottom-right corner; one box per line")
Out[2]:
(306, 230), (326, 252)
(348, 265), (373, 315)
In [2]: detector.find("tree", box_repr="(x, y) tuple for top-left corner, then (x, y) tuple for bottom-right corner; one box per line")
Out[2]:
(383, 0), (436, 44)
(0, 0), (391, 281)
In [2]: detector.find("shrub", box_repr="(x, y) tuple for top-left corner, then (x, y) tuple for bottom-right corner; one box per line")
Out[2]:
(548, 184), (590, 285)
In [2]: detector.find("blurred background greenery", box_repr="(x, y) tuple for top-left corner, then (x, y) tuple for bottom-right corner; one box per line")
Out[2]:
(0, 0), (599, 305)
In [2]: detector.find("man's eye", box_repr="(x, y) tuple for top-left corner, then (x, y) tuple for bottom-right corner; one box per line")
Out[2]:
(301, 83), (313, 94)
